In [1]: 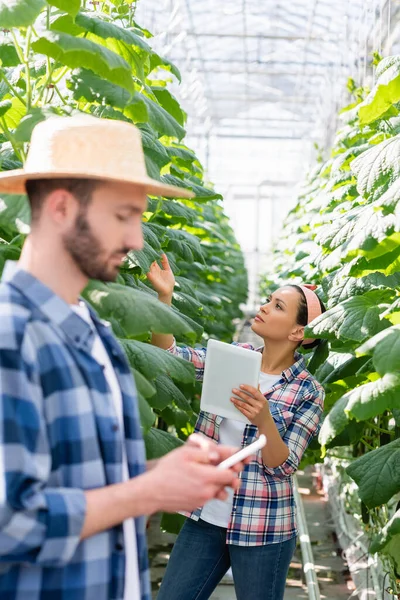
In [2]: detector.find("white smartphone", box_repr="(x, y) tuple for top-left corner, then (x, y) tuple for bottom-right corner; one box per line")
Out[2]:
(217, 434), (267, 470)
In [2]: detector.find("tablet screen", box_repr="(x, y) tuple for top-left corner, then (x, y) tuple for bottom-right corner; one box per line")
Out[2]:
(200, 339), (262, 422)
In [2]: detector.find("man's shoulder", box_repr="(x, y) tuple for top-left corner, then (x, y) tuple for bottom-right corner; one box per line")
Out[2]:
(0, 280), (35, 351)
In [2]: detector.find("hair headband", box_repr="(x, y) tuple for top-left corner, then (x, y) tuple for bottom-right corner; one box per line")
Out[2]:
(299, 284), (322, 345)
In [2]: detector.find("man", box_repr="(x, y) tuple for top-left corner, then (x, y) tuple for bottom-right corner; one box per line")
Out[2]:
(0, 115), (245, 600)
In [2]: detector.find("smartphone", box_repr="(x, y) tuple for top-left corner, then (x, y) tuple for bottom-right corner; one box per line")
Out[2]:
(217, 434), (267, 470)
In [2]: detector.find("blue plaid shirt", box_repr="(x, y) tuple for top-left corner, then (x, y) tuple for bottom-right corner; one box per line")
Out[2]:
(0, 265), (150, 600)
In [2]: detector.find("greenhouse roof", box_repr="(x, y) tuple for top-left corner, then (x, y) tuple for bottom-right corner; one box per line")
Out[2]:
(137, 0), (392, 146)
(136, 0), (397, 307)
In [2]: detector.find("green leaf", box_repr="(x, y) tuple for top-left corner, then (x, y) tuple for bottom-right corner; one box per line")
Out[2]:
(328, 271), (400, 305)
(317, 203), (396, 257)
(346, 438), (400, 507)
(47, 0), (80, 16)
(370, 508), (400, 572)
(144, 427), (183, 460)
(0, 242), (22, 273)
(137, 392), (155, 432)
(1, 97), (26, 130)
(75, 13), (152, 53)
(357, 325), (400, 375)
(132, 368), (156, 399)
(0, 42), (20, 67)
(120, 339), (195, 384)
(340, 372), (400, 421)
(0, 0), (45, 28)
(68, 67), (135, 106)
(0, 100), (12, 118)
(351, 136), (400, 200)
(160, 512), (186, 535)
(162, 174), (222, 201)
(83, 280), (196, 342)
(151, 87), (185, 126)
(126, 94), (185, 140)
(149, 372), (192, 413)
(14, 106), (62, 142)
(358, 57), (400, 125)
(32, 32), (134, 93)
(127, 240), (160, 274)
(306, 291), (392, 343)
(0, 194), (30, 232)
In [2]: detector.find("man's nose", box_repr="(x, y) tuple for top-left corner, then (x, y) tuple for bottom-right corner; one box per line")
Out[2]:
(125, 223), (144, 251)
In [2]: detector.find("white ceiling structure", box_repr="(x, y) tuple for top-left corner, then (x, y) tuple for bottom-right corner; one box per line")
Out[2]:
(136, 0), (400, 308)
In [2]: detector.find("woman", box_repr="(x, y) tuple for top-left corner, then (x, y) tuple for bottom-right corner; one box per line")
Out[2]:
(147, 254), (325, 600)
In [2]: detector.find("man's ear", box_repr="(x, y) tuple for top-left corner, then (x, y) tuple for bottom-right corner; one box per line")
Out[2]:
(46, 189), (79, 227)
(288, 325), (304, 344)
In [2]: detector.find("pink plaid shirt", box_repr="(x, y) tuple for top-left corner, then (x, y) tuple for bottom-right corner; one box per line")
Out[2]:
(167, 339), (324, 546)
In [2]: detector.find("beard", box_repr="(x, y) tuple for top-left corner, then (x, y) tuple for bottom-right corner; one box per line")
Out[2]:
(63, 209), (129, 282)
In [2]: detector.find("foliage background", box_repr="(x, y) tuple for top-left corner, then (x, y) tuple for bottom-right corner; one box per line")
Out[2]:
(0, 0), (248, 464)
(260, 63), (400, 588)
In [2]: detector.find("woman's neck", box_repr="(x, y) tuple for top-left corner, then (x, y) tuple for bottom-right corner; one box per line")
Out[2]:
(260, 341), (297, 375)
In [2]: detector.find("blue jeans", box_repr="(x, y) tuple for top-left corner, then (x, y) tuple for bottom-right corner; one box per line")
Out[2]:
(156, 518), (297, 600)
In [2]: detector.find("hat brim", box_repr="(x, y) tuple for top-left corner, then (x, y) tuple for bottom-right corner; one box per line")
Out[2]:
(0, 169), (195, 199)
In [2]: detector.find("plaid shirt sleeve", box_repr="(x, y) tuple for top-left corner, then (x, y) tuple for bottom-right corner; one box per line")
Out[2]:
(0, 333), (86, 567)
(264, 388), (324, 480)
(166, 338), (207, 380)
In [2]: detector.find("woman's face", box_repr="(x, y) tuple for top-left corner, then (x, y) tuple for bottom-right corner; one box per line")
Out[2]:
(251, 286), (305, 344)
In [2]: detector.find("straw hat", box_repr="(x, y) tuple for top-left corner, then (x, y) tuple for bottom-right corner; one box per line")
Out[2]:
(0, 114), (195, 199)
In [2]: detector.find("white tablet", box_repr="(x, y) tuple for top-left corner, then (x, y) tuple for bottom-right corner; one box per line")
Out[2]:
(200, 339), (262, 423)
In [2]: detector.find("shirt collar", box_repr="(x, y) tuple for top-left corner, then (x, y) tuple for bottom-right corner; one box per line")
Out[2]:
(3, 261), (102, 350)
(255, 345), (308, 382)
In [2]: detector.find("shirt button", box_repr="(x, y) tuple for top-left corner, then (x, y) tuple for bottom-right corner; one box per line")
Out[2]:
(112, 423), (119, 432)
(115, 543), (124, 551)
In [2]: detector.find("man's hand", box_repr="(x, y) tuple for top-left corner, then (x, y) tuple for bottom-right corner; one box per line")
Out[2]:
(144, 437), (247, 514)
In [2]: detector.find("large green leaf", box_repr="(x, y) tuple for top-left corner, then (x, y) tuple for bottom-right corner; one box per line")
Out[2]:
(351, 136), (400, 200)
(328, 270), (400, 305)
(0, 42), (19, 67)
(126, 94), (185, 140)
(47, 0), (80, 16)
(339, 372), (400, 421)
(0, 0), (44, 28)
(346, 438), (400, 507)
(144, 427), (183, 460)
(358, 57), (400, 125)
(32, 32), (135, 93)
(149, 373), (192, 413)
(0, 194), (30, 231)
(151, 87), (185, 126)
(137, 393), (155, 432)
(317, 203), (396, 258)
(357, 325), (400, 375)
(75, 13), (152, 53)
(14, 106), (63, 142)
(306, 291), (392, 343)
(83, 280), (196, 342)
(120, 339), (195, 384)
(132, 368), (156, 399)
(68, 67), (135, 106)
(162, 174), (222, 201)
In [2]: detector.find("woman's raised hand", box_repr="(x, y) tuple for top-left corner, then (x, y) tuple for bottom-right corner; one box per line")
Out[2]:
(147, 253), (176, 301)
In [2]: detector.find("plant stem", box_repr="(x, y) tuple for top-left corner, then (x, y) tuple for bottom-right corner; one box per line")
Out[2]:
(0, 70), (26, 106)
(361, 438), (375, 451)
(0, 116), (24, 162)
(23, 27), (32, 110)
(366, 421), (394, 436)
